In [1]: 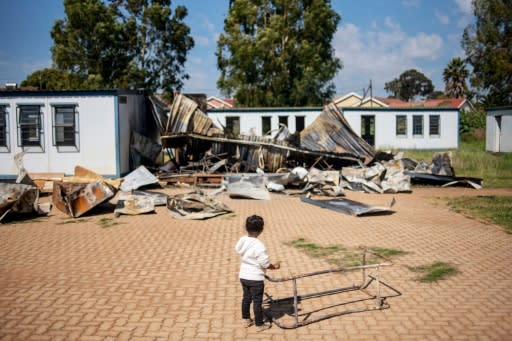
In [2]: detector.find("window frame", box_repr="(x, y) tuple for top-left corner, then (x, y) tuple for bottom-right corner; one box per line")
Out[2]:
(395, 115), (407, 136)
(261, 116), (271, 135)
(225, 116), (240, 136)
(278, 115), (288, 128)
(429, 114), (440, 137)
(17, 104), (44, 152)
(295, 115), (305, 133)
(52, 104), (80, 152)
(0, 104), (10, 152)
(412, 115), (424, 136)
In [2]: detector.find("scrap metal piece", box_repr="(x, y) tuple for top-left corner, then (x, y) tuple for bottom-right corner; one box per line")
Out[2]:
(0, 183), (52, 222)
(405, 171), (483, 189)
(300, 195), (395, 216)
(167, 190), (232, 220)
(132, 190), (168, 206)
(52, 180), (116, 218)
(300, 103), (376, 165)
(224, 174), (271, 200)
(160, 94), (372, 173)
(120, 165), (160, 192)
(114, 194), (155, 217)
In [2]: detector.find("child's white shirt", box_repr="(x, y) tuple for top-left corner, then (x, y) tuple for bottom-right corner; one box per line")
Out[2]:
(235, 236), (270, 281)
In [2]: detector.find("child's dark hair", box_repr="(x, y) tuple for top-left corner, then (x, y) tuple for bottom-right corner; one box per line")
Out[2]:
(246, 215), (264, 233)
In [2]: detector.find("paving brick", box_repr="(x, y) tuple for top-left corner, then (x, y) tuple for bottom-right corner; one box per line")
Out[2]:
(1, 187), (511, 339)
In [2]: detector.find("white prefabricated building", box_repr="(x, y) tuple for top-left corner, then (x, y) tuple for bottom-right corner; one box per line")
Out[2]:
(207, 106), (460, 150)
(0, 89), (154, 179)
(486, 107), (512, 153)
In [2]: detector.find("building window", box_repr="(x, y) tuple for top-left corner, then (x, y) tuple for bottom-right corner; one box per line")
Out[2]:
(53, 105), (79, 151)
(0, 105), (9, 151)
(429, 115), (440, 136)
(17, 105), (44, 151)
(295, 116), (305, 132)
(262, 116), (271, 135)
(412, 115), (423, 136)
(278, 115), (288, 127)
(396, 115), (407, 136)
(226, 116), (240, 135)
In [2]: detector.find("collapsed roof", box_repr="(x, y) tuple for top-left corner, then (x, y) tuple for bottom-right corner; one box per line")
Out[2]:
(156, 94), (376, 173)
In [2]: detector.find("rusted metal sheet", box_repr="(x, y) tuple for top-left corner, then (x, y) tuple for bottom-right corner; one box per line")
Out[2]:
(300, 103), (376, 165)
(159, 94), (373, 173)
(52, 180), (116, 218)
(0, 183), (52, 222)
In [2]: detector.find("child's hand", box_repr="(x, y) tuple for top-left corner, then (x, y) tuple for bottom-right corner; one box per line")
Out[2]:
(273, 261), (281, 270)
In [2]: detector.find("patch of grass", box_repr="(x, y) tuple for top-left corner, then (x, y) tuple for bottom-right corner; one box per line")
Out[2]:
(288, 238), (406, 267)
(398, 139), (512, 188)
(368, 247), (407, 258)
(56, 218), (90, 225)
(97, 217), (124, 228)
(288, 238), (345, 258)
(446, 195), (512, 234)
(407, 262), (458, 282)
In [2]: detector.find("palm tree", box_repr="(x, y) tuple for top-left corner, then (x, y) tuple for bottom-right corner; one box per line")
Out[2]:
(443, 57), (469, 98)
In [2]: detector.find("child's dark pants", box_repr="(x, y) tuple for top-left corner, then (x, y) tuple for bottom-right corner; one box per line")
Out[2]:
(240, 279), (265, 326)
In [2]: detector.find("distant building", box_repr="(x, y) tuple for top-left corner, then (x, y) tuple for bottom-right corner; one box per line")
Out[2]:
(207, 92), (472, 150)
(207, 96), (235, 110)
(486, 107), (512, 153)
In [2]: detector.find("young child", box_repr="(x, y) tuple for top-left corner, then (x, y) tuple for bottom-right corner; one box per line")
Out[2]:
(235, 214), (280, 332)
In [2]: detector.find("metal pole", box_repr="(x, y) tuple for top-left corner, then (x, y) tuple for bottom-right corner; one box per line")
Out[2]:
(376, 265), (381, 306)
(293, 278), (299, 326)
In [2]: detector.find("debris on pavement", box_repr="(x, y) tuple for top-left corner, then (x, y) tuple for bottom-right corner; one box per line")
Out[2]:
(0, 183), (52, 222)
(167, 189), (232, 220)
(120, 165), (160, 192)
(224, 173), (271, 200)
(114, 190), (168, 217)
(158, 94), (375, 174)
(300, 195), (396, 216)
(114, 194), (156, 217)
(52, 180), (117, 218)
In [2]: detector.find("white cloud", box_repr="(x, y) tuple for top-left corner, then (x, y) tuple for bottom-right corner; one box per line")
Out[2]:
(384, 16), (400, 31)
(435, 10), (450, 24)
(194, 35), (210, 47)
(402, 0), (421, 7)
(453, 0), (472, 15)
(402, 33), (443, 60)
(453, 0), (473, 28)
(333, 20), (444, 96)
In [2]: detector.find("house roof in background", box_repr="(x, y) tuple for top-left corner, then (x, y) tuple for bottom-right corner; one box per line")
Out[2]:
(375, 97), (467, 109)
(207, 96), (234, 109)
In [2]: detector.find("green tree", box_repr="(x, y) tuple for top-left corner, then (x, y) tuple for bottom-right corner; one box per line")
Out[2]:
(443, 57), (469, 98)
(113, 0), (195, 93)
(217, 0), (342, 107)
(51, 0), (133, 89)
(46, 0), (193, 94)
(384, 69), (434, 101)
(21, 68), (83, 90)
(462, 0), (512, 106)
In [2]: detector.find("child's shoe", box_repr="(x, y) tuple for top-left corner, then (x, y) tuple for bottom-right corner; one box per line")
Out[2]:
(255, 321), (271, 332)
(242, 318), (254, 328)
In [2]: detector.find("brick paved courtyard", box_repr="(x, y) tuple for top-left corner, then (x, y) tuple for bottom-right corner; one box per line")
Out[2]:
(1, 186), (511, 340)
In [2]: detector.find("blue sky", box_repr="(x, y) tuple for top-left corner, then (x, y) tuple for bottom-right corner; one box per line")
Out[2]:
(0, 0), (474, 98)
